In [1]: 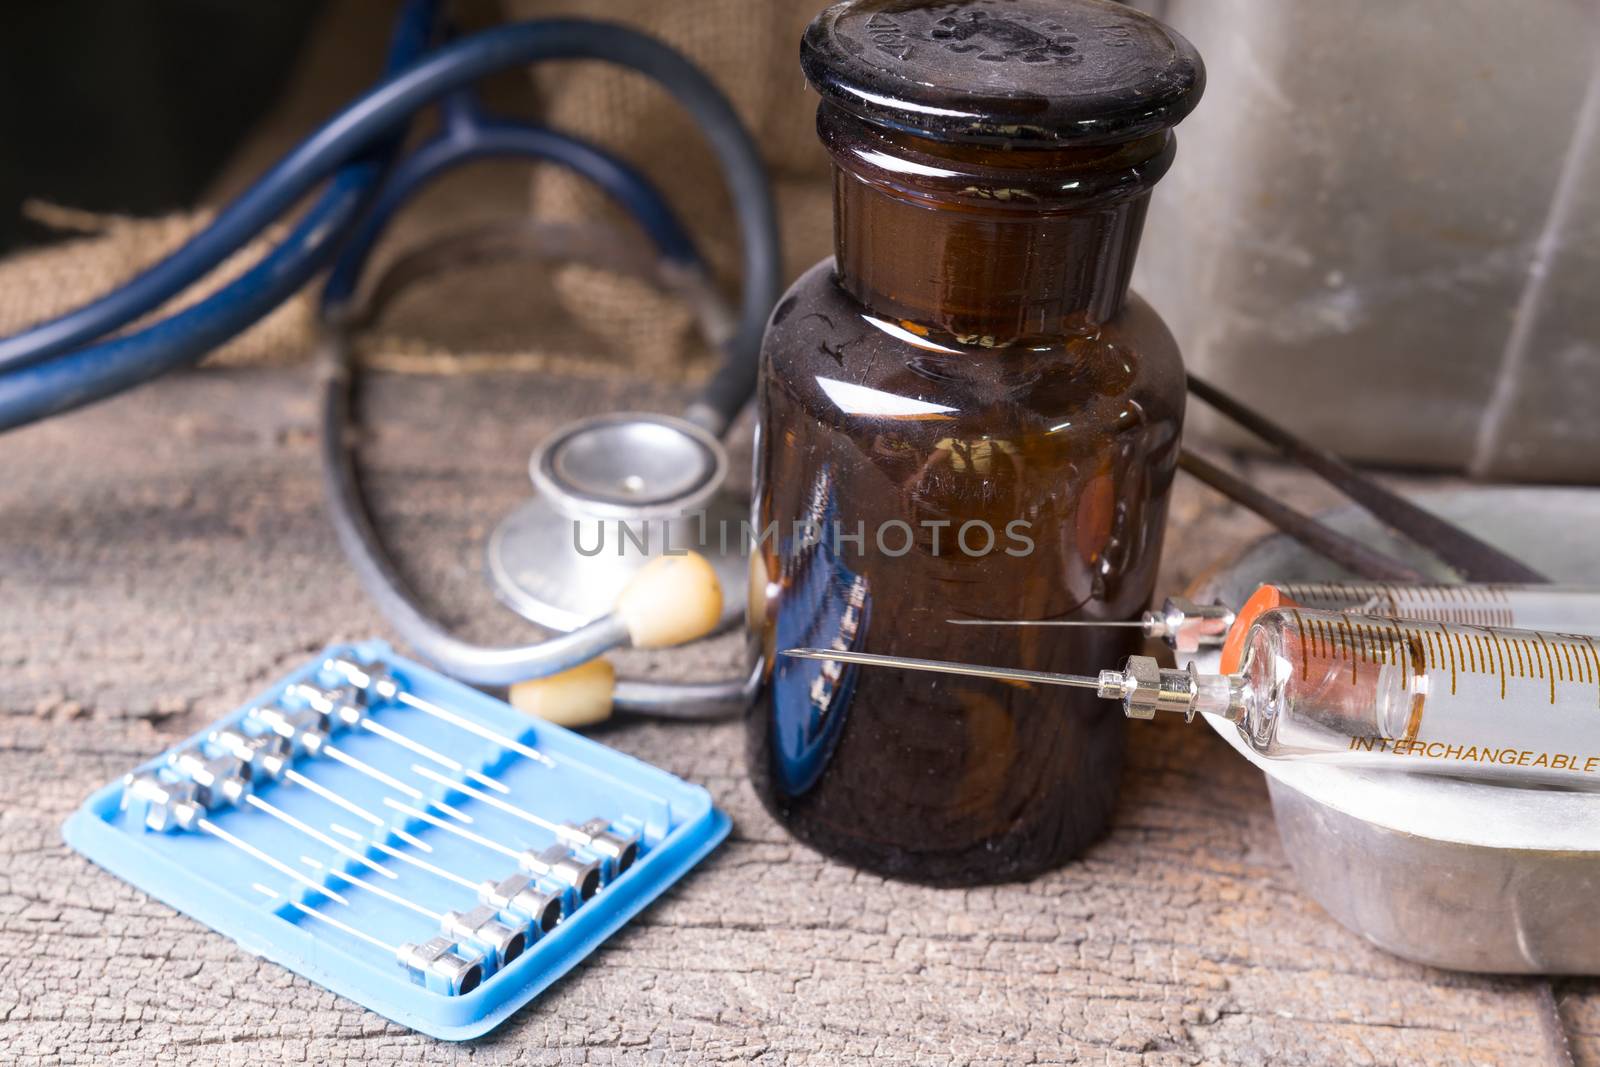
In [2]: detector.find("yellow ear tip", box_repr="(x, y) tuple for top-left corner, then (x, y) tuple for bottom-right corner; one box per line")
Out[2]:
(509, 658), (615, 728)
(613, 551), (724, 649)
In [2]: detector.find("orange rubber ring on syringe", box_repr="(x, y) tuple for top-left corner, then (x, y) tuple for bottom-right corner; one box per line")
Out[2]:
(1218, 585), (1301, 674)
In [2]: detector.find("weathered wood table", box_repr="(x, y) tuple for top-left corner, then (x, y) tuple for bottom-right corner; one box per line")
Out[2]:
(2, 367), (1592, 1065)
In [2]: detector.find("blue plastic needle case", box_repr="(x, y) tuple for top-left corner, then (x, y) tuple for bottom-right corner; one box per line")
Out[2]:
(62, 640), (731, 1040)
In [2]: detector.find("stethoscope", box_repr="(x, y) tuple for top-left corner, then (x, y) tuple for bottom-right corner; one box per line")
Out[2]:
(0, 0), (780, 720)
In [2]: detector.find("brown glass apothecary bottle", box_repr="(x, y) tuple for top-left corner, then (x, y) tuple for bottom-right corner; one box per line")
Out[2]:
(746, 0), (1204, 885)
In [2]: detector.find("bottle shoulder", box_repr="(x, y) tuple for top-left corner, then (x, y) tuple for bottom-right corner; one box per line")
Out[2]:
(761, 258), (1185, 430)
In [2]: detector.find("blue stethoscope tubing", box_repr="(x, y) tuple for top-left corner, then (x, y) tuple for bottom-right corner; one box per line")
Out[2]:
(0, 0), (781, 439)
(319, 97), (701, 309)
(1, 0), (780, 716)
(314, 88), (766, 710)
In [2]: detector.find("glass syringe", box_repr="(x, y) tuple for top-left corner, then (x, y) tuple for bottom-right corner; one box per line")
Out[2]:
(789, 606), (1600, 790)
(1266, 582), (1600, 632)
(949, 582), (1600, 653)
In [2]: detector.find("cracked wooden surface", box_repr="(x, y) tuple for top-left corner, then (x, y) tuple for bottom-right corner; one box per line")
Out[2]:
(2, 368), (1594, 1065)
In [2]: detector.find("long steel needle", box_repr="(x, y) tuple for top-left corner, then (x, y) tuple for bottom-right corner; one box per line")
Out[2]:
(781, 648), (1106, 690)
(946, 618), (1147, 627)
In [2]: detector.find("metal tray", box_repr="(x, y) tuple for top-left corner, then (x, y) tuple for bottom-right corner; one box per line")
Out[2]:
(1188, 487), (1600, 974)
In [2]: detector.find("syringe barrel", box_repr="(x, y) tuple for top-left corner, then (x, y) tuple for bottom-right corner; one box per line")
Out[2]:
(1268, 582), (1600, 637)
(1235, 607), (1600, 788)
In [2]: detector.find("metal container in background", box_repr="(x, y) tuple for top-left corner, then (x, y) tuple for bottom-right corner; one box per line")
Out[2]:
(1131, 0), (1600, 482)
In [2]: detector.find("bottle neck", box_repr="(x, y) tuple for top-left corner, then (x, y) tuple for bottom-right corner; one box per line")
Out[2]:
(822, 105), (1173, 342)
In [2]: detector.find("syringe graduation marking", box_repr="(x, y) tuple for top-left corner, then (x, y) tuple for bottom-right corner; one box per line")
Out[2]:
(1400, 622), (1428, 739)
(1537, 632), (1556, 703)
(1584, 638), (1600, 707)
(1449, 628), (1466, 693)
(1278, 581), (1517, 627)
(1338, 616), (1358, 684)
(1289, 611), (1600, 708)
(1292, 608), (1311, 681)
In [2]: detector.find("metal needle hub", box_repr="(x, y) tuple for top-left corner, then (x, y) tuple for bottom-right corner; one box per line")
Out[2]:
(408, 764), (640, 876)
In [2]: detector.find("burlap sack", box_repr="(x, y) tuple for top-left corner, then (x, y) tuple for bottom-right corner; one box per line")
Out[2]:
(0, 206), (316, 368)
(507, 0), (832, 380)
(0, 1), (833, 384)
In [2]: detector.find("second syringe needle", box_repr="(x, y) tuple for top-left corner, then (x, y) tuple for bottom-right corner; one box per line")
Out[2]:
(945, 597), (1238, 653)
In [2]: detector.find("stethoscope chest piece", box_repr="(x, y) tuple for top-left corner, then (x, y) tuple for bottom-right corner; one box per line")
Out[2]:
(486, 412), (746, 632)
